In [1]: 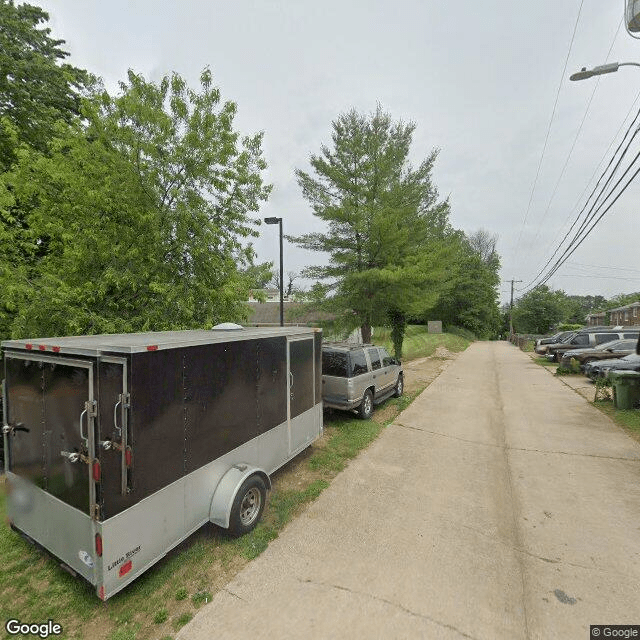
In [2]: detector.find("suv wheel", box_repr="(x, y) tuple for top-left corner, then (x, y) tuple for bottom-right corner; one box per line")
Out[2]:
(358, 389), (373, 420)
(393, 374), (404, 398)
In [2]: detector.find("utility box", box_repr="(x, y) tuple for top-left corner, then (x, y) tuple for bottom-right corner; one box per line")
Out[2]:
(427, 321), (443, 334)
(2, 325), (322, 600)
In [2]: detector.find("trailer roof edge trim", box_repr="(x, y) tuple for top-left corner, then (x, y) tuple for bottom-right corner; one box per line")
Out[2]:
(1, 326), (320, 357)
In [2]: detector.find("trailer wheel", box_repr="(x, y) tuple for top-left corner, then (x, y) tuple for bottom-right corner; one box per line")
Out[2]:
(358, 389), (374, 420)
(228, 475), (267, 536)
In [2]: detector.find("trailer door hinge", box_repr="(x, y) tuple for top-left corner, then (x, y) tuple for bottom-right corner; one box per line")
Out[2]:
(90, 504), (101, 521)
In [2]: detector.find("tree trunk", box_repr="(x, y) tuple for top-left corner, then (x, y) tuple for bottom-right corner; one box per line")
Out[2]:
(361, 323), (372, 343)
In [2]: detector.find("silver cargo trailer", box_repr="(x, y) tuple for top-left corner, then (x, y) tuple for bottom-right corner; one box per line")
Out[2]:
(2, 324), (322, 600)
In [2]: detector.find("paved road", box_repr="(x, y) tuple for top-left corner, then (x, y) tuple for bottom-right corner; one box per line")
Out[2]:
(179, 342), (640, 640)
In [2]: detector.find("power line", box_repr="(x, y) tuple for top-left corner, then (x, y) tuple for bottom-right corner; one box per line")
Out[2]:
(535, 155), (640, 288)
(511, 1), (585, 262)
(529, 18), (622, 247)
(529, 88), (640, 284)
(519, 102), (640, 292)
(566, 261), (640, 273)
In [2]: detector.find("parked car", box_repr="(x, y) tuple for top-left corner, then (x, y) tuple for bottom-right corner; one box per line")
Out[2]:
(322, 343), (403, 419)
(546, 328), (640, 362)
(534, 331), (577, 355)
(559, 338), (638, 368)
(584, 353), (640, 380)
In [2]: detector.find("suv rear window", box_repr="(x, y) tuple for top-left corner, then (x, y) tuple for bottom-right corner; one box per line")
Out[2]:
(367, 348), (381, 370)
(350, 350), (369, 376)
(322, 351), (348, 377)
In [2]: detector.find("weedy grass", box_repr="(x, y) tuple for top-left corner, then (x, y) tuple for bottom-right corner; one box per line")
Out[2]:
(593, 397), (640, 436)
(373, 326), (470, 360)
(0, 340), (462, 640)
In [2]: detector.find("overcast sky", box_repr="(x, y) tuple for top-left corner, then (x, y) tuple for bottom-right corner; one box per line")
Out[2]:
(39, 0), (640, 305)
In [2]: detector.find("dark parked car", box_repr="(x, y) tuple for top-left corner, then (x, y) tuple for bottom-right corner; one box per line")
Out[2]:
(560, 338), (638, 368)
(584, 353), (640, 380)
(534, 331), (577, 355)
(546, 328), (640, 362)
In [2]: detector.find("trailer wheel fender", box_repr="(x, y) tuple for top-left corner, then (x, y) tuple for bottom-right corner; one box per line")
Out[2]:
(209, 464), (271, 529)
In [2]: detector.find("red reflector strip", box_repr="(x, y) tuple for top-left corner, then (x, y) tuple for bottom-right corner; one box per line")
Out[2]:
(99, 586), (105, 600)
(95, 533), (103, 557)
(146, 345), (158, 351)
(119, 560), (132, 577)
(52, 346), (61, 353)
(25, 344), (33, 350)
(92, 460), (101, 483)
(38, 344), (46, 351)
(125, 447), (132, 468)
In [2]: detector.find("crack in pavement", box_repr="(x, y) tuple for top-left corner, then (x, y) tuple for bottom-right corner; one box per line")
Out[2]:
(297, 577), (482, 640)
(222, 588), (245, 601)
(391, 422), (639, 462)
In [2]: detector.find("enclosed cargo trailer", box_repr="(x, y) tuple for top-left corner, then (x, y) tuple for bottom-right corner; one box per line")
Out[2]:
(2, 325), (322, 600)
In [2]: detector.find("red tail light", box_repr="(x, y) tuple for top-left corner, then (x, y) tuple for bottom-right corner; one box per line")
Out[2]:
(146, 345), (158, 351)
(119, 560), (132, 577)
(52, 346), (61, 353)
(95, 533), (103, 557)
(38, 345), (46, 351)
(92, 460), (101, 483)
(125, 447), (132, 468)
(25, 343), (33, 350)
(99, 586), (105, 600)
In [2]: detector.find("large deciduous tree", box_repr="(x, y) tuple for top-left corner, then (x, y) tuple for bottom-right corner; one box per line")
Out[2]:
(291, 105), (451, 347)
(0, 0), (89, 167)
(1, 69), (271, 338)
(511, 285), (566, 334)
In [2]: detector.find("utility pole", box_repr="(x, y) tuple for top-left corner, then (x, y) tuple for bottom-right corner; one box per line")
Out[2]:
(504, 279), (522, 339)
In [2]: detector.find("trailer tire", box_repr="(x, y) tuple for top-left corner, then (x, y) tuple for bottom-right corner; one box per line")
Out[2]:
(228, 475), (267, 537)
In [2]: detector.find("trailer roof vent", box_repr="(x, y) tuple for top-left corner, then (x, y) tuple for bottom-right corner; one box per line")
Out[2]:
(211, 322), (244, 331)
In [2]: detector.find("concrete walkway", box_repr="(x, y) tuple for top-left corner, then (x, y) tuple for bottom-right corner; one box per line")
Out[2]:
(178, 342), (640, 640)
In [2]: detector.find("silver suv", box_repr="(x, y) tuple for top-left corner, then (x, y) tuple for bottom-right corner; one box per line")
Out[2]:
(321, 343), (403, 419)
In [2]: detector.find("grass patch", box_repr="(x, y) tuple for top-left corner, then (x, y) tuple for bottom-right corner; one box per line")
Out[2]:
(521, 340), (535, 352)
(593, 398), (640, 436)
(0, 340), (465, 639)
(191, 591), (212, 607)
(172, 612), (192, 631)
(372, 326), (470, 360)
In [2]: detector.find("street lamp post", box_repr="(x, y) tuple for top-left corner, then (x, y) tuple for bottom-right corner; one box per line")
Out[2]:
(263, 217), (284, 327)
(570, 61), (640, 81)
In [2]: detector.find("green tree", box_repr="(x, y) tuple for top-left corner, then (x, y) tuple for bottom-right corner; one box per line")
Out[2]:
(426, 231), (501, 339)
(0, 0), (89, 168)
(2, 69), (271, 338)
(292, 105), (451, 348)
(511, 285), (566, 334)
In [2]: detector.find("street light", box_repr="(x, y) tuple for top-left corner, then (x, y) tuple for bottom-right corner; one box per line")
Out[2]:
(263, 217), (284, 327)
(570, 61), (640, 81)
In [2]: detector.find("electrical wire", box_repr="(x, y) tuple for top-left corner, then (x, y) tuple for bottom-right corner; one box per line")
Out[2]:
(535, 154), (640, 287)
(529, 18), (623, 247)
(511, 0), (585, 262)
(519, 102), (640, 291)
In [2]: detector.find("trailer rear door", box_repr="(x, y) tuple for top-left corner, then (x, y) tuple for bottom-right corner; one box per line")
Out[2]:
(5, 353), (95, 515)
(288, 337), (316, 452)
